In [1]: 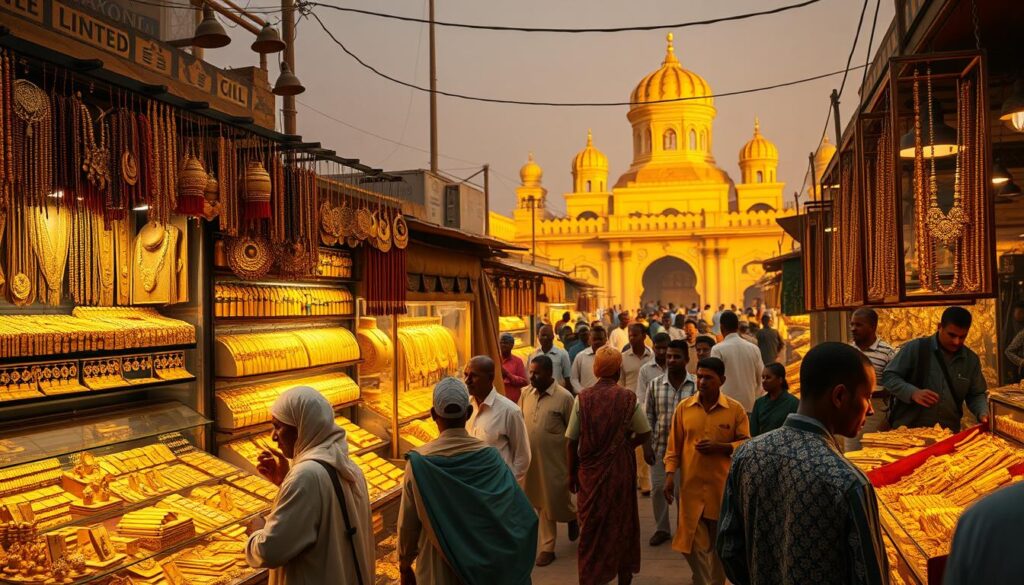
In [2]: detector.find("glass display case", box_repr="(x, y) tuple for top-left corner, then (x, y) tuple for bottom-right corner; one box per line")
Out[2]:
(358, 301), (471, 458)
(990, 394), (1024, 447)
(0, 402), (274, 585)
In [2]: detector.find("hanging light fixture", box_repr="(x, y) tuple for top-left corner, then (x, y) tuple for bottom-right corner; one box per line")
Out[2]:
(1000, 79), (1024, 133)
(993, 160), (1012, 186)
(193, 5), (231, 49)
(273, 62), (305, 96)
(251, 23), (285, 54)
(899, 102), (958, 159)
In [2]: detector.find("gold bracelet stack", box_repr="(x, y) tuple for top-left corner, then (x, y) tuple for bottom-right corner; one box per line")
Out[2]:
(215, 373), (360, 429)
(317, 249), (353, 278)
(214, 283), (353, 318)
(214, 327), (359, 378)
(357, 317), (395, 376)
(0, 308), (195, 360)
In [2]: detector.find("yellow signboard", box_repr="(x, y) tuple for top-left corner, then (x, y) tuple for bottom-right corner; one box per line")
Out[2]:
(1, 0), (43, 22)
(51, 0), (130, 59)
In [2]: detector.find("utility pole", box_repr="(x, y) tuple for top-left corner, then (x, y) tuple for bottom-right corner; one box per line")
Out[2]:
(429, 0), (438, 173)
(483, 164), (490, 235)
(282, 0), (297, 134)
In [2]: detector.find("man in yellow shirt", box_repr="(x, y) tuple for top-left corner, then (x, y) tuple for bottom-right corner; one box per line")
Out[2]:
(663, 357), (750, 585)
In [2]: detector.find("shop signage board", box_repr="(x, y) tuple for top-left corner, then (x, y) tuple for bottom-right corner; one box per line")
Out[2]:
(0, 0), (274, 128)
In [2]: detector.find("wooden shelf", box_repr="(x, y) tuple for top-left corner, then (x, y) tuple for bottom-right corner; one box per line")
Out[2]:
(214, 359), (362, 389)
(0, 376), (198, 410)
(214, 315), (355, 325)
(216, 399), (363, 442)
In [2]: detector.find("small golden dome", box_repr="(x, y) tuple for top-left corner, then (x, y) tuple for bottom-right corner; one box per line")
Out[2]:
(520, 152), (543, 187)
(630, 33), (713, 108)
(572, 130), (609, 172)
(814, 135), (836, 169)
(739, 117), (779, 161)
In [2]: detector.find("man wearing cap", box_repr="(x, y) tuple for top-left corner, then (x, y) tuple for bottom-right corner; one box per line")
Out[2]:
(399, 378), (538, 585)
(519, 355), (578, 567)
(531, 325), (573, 391)
(465, 356), (532, 484)
(499, 333), (528, 405)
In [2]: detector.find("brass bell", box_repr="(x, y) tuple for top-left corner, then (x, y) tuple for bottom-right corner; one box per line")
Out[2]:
(273, 62), (305, 96)
(251, 23), (286, 54)
(193, 6), (230, 49)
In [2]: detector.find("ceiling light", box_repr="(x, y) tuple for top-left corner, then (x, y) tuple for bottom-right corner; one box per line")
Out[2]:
(193, 6), (231, 49)
(251, 23), (286, 54)
(1000, 79), (1024, 132)
(993, 161), (1012, 186)
(133, 204), (150, 211)
(273, 62), (305, 96)
(899, 103), (958, 159)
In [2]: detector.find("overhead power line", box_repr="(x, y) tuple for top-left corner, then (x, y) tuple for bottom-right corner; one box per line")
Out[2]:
(309, 11), (867, 108)
(301, 0), (823, 34)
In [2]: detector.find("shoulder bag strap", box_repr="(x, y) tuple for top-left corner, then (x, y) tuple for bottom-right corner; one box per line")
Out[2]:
(312, 460), (365, 585)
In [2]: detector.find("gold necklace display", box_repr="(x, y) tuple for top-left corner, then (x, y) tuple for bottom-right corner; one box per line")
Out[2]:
(12, 79), (53, 208)
(136, 222), (171, 293)
(865, 113), (899, 301)
(6, 205), (37, 306)
(922, 68), (967, 246)
(910, 65), (987, 295)
(78, 98), (110, 192)
(28, 205), (71, 306)
(225, 235), (273, 281)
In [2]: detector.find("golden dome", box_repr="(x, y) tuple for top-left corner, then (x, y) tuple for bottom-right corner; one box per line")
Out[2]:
(572, 130), (608, 172)
(630, 33), (713, 108)
(739, 117), (779, 161)
(520, 152), (543, 187)
(814, 135), (836, 169)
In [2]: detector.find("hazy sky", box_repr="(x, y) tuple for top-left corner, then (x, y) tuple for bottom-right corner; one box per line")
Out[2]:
(208, 0), (894, 216)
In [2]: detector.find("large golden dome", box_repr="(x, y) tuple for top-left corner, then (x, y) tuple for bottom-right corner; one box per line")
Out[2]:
(572, 130), (608, 172)
(520, 152), (543, 187)
(740, 117), (779, 161)
(630, 33), (713, 108)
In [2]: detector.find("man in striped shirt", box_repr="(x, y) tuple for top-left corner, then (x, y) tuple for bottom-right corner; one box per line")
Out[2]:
(848, 307), (896, 450)
(643, 339), (696, 547)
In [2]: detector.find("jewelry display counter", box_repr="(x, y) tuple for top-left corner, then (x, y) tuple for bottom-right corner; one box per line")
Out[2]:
(357, 302), (471, 458)
(0, 402), (276, 585)
(867, 424), (1024, 584)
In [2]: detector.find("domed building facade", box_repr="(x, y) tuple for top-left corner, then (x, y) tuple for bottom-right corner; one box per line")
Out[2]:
(491, 34), (795, 309)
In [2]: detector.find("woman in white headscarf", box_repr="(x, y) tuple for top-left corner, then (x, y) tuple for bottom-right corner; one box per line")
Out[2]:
(246, 386), (375, 585)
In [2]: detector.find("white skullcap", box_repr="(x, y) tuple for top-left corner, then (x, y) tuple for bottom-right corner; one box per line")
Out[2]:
(433, 377), (471, 419)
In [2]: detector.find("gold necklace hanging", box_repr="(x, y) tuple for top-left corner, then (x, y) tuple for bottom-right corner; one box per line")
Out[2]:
(6, 205), (37, 305)
(29, 205), (71, 305)
(136, 223), (171, 292)
(12, 78), (53, 208)
(923, 67), (967, 246)
(78, 99), (110, 192)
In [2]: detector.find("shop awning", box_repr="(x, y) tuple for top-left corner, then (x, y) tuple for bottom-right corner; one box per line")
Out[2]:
(762, 250), (803, 273)
(407, 217), (527, 254)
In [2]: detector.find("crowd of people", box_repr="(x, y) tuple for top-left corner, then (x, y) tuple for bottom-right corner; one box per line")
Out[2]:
(240, 303), (1013, 585)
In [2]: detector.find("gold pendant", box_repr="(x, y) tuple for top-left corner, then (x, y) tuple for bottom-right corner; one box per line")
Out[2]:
(121, 150), (138, 186)
(393, 213), (409, 249)
(925, 204), (968, 246)
(10, 272), (31, 302)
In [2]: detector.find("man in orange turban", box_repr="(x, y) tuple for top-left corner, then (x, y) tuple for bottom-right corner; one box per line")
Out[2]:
(567, 342), (654, 584)
(593, 345), (624, 379)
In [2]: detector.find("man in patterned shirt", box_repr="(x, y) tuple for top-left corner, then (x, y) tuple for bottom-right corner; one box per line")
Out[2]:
(716, 342), (888, 585)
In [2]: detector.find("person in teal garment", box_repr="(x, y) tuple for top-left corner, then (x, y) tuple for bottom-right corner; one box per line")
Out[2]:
(398, 378), (537, 585)
(750, 362), (799, 436)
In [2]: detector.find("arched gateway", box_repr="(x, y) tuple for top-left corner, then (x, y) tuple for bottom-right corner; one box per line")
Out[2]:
(642, 257), (699, 308)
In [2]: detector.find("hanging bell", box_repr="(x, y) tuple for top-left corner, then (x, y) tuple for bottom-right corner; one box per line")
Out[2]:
(273, 62), (305, 96)
(251, 23), (286, 54)
(177, 155), (208, 217)
(192, 6), (231, 49)
(243, 161), (272, 221)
